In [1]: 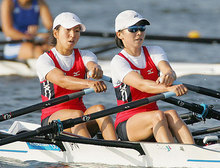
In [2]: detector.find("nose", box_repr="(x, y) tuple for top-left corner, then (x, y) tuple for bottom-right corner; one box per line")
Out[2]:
(69, 29), (75, 37)
(137, 29), (142, 34)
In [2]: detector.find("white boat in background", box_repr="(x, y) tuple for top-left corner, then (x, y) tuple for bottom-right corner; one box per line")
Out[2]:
(0, 59), (220, 77)
(0, 59), (36, 77)
(0, 121), (219, 167)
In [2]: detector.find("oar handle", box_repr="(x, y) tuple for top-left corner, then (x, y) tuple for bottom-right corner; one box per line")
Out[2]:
(173, 81), (220, 99)
(163, 92), (176, 98)
(84, 88), (95, 94)
(88, 71), (112, 82)
(101, 75), (112, 83)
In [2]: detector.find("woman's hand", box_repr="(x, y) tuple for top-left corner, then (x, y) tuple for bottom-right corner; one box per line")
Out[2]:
(26, 25), (39, 36)
(167, 84), (188, 96)
(87, 65), (103, 80)
(88, 80), (107, 93)
(156, 72), (176, 86)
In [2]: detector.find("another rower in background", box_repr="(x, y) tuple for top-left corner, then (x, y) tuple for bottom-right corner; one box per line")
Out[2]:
(36, 12), (117, 140)
(0, 0), (53, 60)
(111, 10), (194, 144)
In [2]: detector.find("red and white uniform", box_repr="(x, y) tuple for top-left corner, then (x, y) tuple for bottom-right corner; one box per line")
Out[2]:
(36, 47), (98, 121)
(111, 46), (169, 128)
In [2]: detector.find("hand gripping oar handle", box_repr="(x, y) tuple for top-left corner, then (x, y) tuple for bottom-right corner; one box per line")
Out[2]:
(88, 72), (112, 83)
(173, 81), (220, 99)
(0, 91), (175, 146)
(0, 88), (94, 122)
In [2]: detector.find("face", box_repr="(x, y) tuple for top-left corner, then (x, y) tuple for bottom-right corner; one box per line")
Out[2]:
(53, 25), (81, 55)
(117, 25), (146, 49)
(18, 0), (32, 5)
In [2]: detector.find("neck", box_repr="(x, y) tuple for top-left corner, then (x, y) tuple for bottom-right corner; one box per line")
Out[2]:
(55, 46), (73, 56)
(18, 0), (32, 8)
(124, 46), (142, 56)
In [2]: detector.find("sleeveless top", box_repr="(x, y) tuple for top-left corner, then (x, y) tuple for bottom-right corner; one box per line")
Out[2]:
(40, 49), (87, 121)
(114, 46), (159, 128)
(12, 0), (40, 33)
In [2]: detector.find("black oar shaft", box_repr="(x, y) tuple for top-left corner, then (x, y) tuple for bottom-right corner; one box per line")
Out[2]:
(0, 89), (91, 122)
(163, 97), (220, 120)
(102, 76), (220, 120)
(0, 124), (55, 146)
(0, 92), (174, 146)
(192, 126), (220, 136)
(183, 83), (220, 99)
(61, 92), (174, 129)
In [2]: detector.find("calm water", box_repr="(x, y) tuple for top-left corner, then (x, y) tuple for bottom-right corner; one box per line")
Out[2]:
(0, 0), (220, 167)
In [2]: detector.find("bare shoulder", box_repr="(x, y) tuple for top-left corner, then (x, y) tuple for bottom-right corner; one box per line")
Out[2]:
(1, 0), (14, 9)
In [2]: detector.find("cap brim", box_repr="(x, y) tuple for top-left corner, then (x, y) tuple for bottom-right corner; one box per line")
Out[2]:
(142, 19), (150, 25)
(62, 23), (86, 32)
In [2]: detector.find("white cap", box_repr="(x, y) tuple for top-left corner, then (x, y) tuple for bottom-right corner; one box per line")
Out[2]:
(115, 10), (150, 32)
(53, 12), (86, 32)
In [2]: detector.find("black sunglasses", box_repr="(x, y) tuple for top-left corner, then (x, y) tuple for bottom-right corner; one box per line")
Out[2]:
(127, 25), (146, 33)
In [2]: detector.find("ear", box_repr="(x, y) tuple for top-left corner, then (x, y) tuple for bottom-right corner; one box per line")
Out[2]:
(53, 29), (58, 39)
(116, 31), (123, 40)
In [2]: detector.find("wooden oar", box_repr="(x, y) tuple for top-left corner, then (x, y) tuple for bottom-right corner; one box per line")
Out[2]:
(173, 81), (220, 99)
(0, 91), (175, 146)
(0, 88), (94, 122)
(81, 31), (220, 44)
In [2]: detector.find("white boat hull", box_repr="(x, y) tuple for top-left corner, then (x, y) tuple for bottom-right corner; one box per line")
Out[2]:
(0, 59), (220, 77)
(0, 121), (219, 167)
(0, 138), (220, 167)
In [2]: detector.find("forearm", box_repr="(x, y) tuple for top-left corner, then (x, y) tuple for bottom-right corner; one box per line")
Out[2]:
(3, 28), (31, 40)
(137, 79), (169, 94)
(56, 76), (90, 90)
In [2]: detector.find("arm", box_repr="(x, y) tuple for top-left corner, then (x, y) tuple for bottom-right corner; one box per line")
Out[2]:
(157, 60), (176, 86)
(0, 0), (32, 40)
(123, 68), (187, 97)
(38, 0), (53, 31)
(45, 67), (107, 93)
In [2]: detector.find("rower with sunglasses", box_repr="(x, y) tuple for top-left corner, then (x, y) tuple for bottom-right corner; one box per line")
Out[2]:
(111, 10), (194, 144)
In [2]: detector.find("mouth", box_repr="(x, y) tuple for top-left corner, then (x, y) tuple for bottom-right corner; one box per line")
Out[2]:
(135, 38), (143, 41)
(68, 40), (75, 44)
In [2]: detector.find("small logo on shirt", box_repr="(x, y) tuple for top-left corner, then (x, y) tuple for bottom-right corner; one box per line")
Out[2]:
(147, 68), (154, 75)
(73, 71), (80, 76)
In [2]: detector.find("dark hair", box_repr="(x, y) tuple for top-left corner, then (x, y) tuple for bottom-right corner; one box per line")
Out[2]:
(115, 31), (124, 49)
(48, 25), (61, 46)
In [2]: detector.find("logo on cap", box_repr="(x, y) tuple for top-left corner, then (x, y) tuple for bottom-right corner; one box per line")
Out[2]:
(134, 14), (139, 18)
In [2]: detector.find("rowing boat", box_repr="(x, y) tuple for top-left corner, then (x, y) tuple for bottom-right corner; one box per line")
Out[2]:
(0, 121), (219, 168)
(0, 60), (220, 167)
(0, 58), (220, 77)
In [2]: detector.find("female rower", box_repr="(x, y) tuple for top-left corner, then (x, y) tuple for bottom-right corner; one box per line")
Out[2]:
(0, 0), (53, 60)
(111, 10), (194, 144)
(36, 12), (117, 140)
